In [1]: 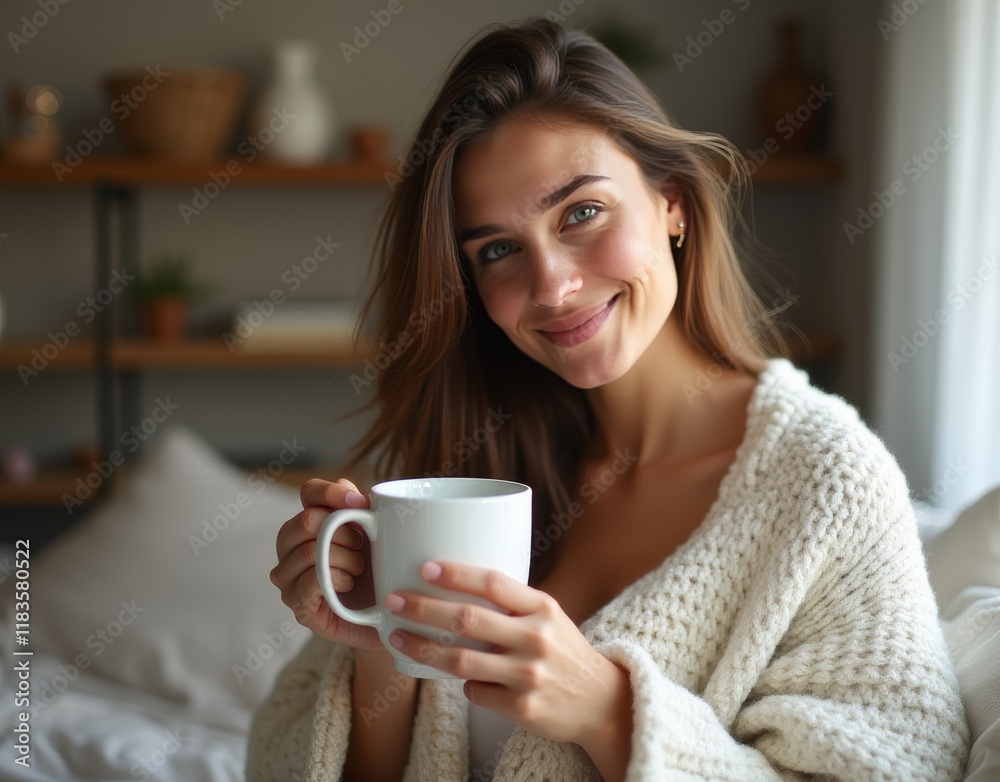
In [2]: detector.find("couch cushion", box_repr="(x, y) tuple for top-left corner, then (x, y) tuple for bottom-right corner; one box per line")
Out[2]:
(23, 425), (311, 712)
(925, 485), (1000, 610)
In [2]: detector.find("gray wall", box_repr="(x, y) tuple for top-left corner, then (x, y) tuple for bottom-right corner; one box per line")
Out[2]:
(0, 0), (883, 471)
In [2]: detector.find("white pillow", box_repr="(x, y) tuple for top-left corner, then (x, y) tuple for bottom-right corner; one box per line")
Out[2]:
(941, 586), (1000, 745)
(25, 424), (311, 712)
(925, 485), (1000, 610)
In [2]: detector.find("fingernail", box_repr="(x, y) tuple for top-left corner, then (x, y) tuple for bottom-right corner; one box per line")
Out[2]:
(345, 490), (366, 508)
(384, 594), (405, 612)
(389, 632), (405, 649)
(422, 561), (442, 581)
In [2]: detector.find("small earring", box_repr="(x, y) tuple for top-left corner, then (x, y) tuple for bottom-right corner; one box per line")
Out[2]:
(676, 221), (686, 249)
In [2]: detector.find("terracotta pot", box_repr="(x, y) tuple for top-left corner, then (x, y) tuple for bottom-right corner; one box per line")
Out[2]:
(350, 126), (389, 162)
(140, 297), (189, 341)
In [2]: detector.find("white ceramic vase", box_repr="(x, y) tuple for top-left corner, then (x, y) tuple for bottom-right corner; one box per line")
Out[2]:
(251, 40), (334, 164)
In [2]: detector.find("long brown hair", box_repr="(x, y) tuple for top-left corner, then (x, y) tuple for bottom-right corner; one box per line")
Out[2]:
(341, 18), (787, 585)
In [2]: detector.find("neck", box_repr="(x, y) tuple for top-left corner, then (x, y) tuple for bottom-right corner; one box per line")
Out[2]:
(583, 316), (755, 469)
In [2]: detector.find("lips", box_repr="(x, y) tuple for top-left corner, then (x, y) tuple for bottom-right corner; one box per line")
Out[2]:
(537, 294), (619, 348)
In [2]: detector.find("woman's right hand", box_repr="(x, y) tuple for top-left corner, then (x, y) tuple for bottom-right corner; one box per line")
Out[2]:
(270, 477), (386, 653)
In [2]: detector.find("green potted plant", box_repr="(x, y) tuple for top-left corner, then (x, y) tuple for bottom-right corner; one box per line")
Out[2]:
(131, 251), (214, 342)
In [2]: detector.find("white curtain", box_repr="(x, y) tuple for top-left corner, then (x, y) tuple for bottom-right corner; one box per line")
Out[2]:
(872, 0), (1000, 512)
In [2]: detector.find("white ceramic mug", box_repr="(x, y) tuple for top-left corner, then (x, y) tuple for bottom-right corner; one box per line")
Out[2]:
(315, 477), (532, 678)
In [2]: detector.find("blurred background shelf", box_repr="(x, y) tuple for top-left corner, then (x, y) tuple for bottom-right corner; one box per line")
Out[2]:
(0, 154), (843, 187)
(0, 462), (359, 507)
(0, 156), (395, 186)
(0, 471), (90, 505)
(0, 338), (368, 369)
(749, 153), (845, 185)
(109, 337), (368, 369)
(0, 341), (98, 369)
(0, 332), (841, 370)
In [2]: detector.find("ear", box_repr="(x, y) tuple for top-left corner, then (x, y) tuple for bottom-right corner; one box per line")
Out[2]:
(658, 181), (686, 240)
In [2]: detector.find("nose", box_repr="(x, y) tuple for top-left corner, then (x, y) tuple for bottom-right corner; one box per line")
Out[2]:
(529, 244), (582, 307)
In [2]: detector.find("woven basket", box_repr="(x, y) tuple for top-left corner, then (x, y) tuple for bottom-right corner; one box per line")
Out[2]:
(104, 68), (247, 160)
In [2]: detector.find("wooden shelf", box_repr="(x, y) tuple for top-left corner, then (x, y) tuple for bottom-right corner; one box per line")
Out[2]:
(111, 337), (369, 369)
(1, 337), (370, 371)
(750, 153), (845, 185)
(0, 463), (366, 506)
(0, 340), (98, 370)
(2, 333), (839, 371)
(0, 156), (395, 186)
(0, 153), (842, 187)
(0, 470), (93, 506)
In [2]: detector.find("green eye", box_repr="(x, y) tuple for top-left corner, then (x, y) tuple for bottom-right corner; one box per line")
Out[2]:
(481, 240), (516, 262)
(568, 205), (599, 224)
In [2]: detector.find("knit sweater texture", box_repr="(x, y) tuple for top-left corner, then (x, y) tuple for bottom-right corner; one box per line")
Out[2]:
(246, 358), (971, 780)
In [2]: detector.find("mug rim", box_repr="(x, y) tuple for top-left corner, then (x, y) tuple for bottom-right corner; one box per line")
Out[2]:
(370, 476), (530, 500)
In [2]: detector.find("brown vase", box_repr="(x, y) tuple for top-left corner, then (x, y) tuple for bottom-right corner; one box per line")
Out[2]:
(140, 297), (189, 341)
(757, 17), (821, 152)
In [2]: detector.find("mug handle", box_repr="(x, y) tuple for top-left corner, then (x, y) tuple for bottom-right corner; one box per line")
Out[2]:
(315, 508), (381, 629)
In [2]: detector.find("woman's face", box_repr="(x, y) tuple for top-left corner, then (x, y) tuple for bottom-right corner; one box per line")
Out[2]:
(453, 114), (686, 389)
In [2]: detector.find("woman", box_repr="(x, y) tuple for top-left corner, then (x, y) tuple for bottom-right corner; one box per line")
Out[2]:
(250, 18), (969, 782)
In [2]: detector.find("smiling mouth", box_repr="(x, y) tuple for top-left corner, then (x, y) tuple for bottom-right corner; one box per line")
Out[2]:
(538, 293), (619, 348)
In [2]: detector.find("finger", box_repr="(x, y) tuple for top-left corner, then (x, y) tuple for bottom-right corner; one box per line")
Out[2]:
(299, 477), (368, 512)
(281, 563), (353, 633)
(281, 555), (356, 620)
(271, 537), (366, 594)
(275, 509), (364, 562)
(419, 560), (547, 617)
(386, 628), (510, 684)
(384, 590), (517, 650)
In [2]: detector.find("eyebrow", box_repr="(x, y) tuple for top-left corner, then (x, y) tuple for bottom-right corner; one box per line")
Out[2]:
(457, 173), (610, 245)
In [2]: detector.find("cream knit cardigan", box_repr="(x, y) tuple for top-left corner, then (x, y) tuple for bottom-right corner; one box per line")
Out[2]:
(246, 358), (971, 781)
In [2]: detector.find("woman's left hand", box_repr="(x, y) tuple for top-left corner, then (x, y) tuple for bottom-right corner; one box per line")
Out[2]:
(383, 559), (631, 748)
